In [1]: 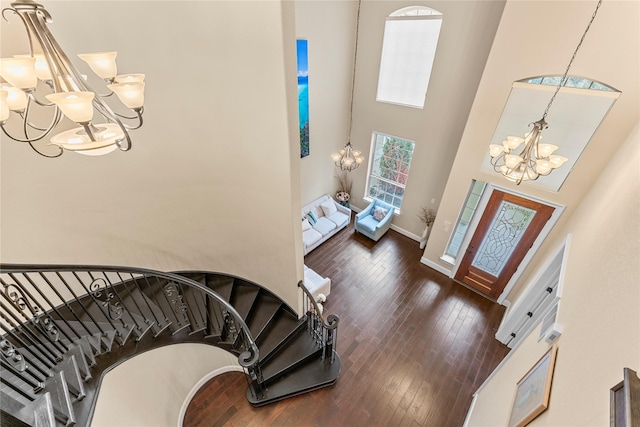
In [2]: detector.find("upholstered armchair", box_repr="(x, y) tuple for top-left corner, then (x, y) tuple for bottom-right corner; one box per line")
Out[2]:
(354, 199), (395, 241)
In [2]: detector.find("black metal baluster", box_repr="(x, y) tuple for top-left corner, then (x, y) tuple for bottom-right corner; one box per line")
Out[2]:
(184, 284), (206, 329)
(141, 275), (170, 326)
(11, 272), (79, 342)
(156, 276), (183, 327)
(0, 360), (43, 391)
(164, 281), (189, 327)
(54, 272), (106, 335)
(71, 271), (119, 331)
(37, 272), (95, 337)
(115, 272), (149, 328)
(3, 274), (74, 347)
(100, 271), (142, 330)
(129, 273), (162, 328)
(0, 314), (56, 374)
(0, 288), (67, 356)
(87, 271), (132, 331)
(0, 376), (35, 402)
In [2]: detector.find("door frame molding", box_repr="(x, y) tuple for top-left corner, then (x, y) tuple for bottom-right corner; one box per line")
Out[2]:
(450, 183), (565, 305)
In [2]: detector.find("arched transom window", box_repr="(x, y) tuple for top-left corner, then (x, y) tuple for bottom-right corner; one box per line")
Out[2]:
(376, 6), (443, 109)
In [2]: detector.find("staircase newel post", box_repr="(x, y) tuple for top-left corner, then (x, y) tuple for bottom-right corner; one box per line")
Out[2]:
(239, 342), (263, 399)
(324, 314), (339, 364)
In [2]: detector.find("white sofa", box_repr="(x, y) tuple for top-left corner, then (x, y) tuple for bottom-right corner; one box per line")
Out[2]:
(304, 265), (331, 299)
(301, 194), (351, 255)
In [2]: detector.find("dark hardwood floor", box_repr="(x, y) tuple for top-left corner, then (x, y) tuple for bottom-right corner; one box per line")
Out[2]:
(184, 219), (510, 426)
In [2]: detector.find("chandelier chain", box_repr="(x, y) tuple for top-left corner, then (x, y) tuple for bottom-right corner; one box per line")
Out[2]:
(346, 0), (361, 144)
(542, 0), (603, 119)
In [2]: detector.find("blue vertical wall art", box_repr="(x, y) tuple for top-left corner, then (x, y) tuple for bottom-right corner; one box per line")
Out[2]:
(297, 40), (310, 158)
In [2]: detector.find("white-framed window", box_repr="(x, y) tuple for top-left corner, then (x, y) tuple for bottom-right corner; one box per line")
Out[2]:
(376, 6), (443, 109)
(442, 180), (487, 264)
(364, 132), (416, 212)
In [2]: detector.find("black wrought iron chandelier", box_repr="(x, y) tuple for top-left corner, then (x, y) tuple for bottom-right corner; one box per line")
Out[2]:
(489, 0), (603, 184)
(0, 0), (145, 157)
(331, 0), (364, 172)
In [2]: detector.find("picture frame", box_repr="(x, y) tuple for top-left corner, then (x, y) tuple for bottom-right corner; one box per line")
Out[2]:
(296, 39), (310, 158)
(508, 345), (558, 427)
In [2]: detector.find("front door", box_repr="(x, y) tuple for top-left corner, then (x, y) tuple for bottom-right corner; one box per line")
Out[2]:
(454, 190), (554, 299)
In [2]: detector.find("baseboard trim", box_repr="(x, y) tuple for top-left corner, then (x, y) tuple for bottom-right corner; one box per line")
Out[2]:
(420, 257), (452, 277)
(390, 224), (421, 242)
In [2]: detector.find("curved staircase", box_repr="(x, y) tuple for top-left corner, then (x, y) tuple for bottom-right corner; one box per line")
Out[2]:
(0, 264), (341, 426)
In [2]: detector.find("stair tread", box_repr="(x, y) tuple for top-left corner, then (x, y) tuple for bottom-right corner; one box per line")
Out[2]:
(247, 351), (341, 406)
(204, 275), (235, 302)
(255, 311), (302, 362)
(230, 284), (260, 321)
(260, 329), (322, 382)
(246, 293), (283, 340)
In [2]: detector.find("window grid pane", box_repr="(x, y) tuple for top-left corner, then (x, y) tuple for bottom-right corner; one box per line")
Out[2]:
(367, 133), (415, 212)
(444, 180), (487, 259)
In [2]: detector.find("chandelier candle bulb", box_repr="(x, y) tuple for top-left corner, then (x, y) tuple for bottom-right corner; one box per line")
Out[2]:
(489, 144), (505, 157)
(536, 160), (553, 175)
(537, 143), (558, 157)
(0, 84), (28, 112)
(0, 57), (37, 89)
(13, 54), (52, 81)
(505, 136), (524, 149)
(505, 154), (522, 169)
(549, 155), (569, 168)
(33, 54), (52, 81)
(0, 91), (9, 122)
(45, 92), (95, 123)
(77, 52), (118, 80)
(107, 82), (145, 109)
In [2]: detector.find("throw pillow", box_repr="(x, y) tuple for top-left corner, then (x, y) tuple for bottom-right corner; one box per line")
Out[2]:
(320, 200), (337, 217)
(373, 206), (388, 221)
(306, 211), (318, 225)
(302, 218), (312, 231)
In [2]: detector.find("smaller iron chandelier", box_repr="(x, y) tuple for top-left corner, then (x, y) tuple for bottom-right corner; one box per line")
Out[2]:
(0, 0), (145, 157)
(332, 141), (364, 172)
(489, 0), (602, 185)
(331, 0), (364, 173)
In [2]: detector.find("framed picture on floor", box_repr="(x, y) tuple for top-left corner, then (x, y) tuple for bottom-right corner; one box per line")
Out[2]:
(508, 345), (558, 427)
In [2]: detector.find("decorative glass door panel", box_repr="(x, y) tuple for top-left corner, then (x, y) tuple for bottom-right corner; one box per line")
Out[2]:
(454, 190), (554, 299)
(471, 202), (536, 276)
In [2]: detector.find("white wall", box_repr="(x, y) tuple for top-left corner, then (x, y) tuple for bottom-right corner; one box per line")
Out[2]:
(91, 344), (241, 427)
(466, 122), (640, 426)
(0, 1), (303, 310)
